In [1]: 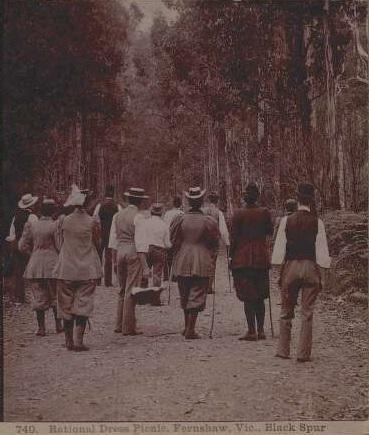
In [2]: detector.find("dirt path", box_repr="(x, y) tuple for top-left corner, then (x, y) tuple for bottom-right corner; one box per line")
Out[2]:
(4, 249), (367, 422)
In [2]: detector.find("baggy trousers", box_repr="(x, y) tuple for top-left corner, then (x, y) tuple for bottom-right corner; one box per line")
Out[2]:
(98, 234), (113, 286)
(115, 245), (143, 334)
(277, 259), (321, 360)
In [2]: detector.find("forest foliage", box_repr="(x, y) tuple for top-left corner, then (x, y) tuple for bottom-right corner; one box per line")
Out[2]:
(3, 0), (368, 232)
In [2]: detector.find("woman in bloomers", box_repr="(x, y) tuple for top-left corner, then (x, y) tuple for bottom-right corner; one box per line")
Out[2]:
(19, 198), (63, 336)
(53, 184), (102, 351)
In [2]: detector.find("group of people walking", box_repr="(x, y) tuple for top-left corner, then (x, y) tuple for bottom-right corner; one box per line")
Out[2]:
(6, 181), (331, 362)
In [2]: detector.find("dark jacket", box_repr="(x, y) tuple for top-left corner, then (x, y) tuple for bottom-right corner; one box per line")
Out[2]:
(230, 205), (273, 270)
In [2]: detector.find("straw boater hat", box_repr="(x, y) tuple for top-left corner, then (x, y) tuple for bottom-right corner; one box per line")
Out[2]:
(151, 203), (163, 216)
(18, 193), (38, 209)
(124, 187), (149, 199)
(64, 184), (86, 207)
(185, 186), (206, 199)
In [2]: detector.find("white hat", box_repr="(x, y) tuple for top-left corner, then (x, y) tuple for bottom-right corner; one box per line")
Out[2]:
(124, 187), (149, 199)
(64, 184), (86, 207)
(184, 186), (206, 199)
(18, 193), (38, 209)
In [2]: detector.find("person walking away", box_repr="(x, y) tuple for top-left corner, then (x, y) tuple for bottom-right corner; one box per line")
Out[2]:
(53, 185), (102, 351)
(163, 196), (184, 282)
(272, 183), (331, 362)
(93, 185), (122, 287)
(170, 187), (219, 339)
(109, 187), (150, 335)
(141, 203), (171, 306)
(6, 194), (39, 303)
(230, 183), (273, 341)
(18, 199), (62, 335)
(202, 191), (230, 293)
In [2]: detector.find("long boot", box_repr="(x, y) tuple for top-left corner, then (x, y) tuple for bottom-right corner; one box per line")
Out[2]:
(114, 295), (124, 333)
(74, 316), (89, 351)
(63, 318), (75, 351)
(52, 306), (63, 334)
(35, 310), (46, 336)
(239, 302), (257, 341)
(255, 299), (266, 340)
(185, 311), (200, 339)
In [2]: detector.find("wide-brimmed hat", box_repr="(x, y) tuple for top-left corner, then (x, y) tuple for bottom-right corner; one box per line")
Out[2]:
(151, 203), (163, 216)
(64, 184), (86, 207)
(297, 183), (314, 201)
(18, 193), (38, 209)
(185, 186), (206, 199)
(124, 187), (149, 199)
(42, 198), (56, 205)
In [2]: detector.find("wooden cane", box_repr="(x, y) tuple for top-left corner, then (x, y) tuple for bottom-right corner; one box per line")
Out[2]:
(167, 263), (173, 305)
(226, 246), (232, 293)
(209, 274), (216, 339)
(268, 271), (275, 338)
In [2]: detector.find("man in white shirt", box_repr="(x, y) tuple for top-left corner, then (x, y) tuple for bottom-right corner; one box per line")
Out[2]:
(202, 191), (230, 293)
(163, 197), (184, 281)
(271, 183), (331, 362)
(141, 203), (171, 306)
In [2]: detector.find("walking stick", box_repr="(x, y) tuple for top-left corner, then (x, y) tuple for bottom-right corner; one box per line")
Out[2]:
(268, 271), (275, 338)
(167, 263), (173, 305)
(209, 274), (216, 339)
(226, 246), (232, 293)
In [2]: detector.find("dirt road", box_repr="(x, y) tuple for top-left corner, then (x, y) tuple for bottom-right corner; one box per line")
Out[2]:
(4, 250), (367, 422)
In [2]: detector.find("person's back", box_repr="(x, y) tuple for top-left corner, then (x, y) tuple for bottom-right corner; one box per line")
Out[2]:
(115, 206), (139, 247)
(99, 199), (119, 238)
(54, 208), (101, 281)
(172, 211), (219, 277)
(285, 210), (318, 261)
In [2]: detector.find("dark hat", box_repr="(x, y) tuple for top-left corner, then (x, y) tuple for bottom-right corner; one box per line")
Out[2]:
(297, 183), (315, 201)
(208, 191), (219, 202)
(285, 198), (297, 213)
(244, 182), (259, 203)
(185, 186), (206, 199)
(124, 187), (149, 199)
(151, 203), (163, 216)
(105, 185), (115, 197)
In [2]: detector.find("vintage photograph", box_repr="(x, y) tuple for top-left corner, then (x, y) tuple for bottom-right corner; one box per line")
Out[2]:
(2, 0), (368, 428)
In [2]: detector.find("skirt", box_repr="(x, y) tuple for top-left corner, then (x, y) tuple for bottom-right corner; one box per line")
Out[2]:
(232, 267), (270, 303)
(57, 279), (96, 320)
(177, 276), (209, 312)
(28, 279), (57, 311)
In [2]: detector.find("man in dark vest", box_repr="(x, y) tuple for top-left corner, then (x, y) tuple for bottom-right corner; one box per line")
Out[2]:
(272, 183), (331, 362)
(93, 185), (121, 287)
(6, 194), (39, 303)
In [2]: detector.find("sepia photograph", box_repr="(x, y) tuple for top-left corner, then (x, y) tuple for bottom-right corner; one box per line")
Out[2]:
(2, 0), (368, 433)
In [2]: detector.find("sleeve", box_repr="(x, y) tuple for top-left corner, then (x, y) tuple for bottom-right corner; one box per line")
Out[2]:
(134, 216), (149, 253)
(7, 217), (16, 241)
(205, 217), (220, 252)
(18, 221), (33, 255)
(229, 211), (241, 258)
(108, 213), (118, 250)
(316, 219), (331, 269)
(271, 216), (287, 265)
(218, 211), (230, 246)
(93, 203), (101, 217)
(170, 214), (184, 253)
(163, 223), (172, 249)
(265, 209), (274, 236)
(92, 217), (101, 250)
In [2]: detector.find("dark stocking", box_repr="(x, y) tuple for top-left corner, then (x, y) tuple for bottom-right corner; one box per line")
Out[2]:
(243, 302), (256, 334)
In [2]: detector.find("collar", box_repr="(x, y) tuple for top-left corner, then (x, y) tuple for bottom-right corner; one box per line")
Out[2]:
(40, 216), (53, 220)
(298, 205), (311, 212)
(128, 204), (138, 209)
